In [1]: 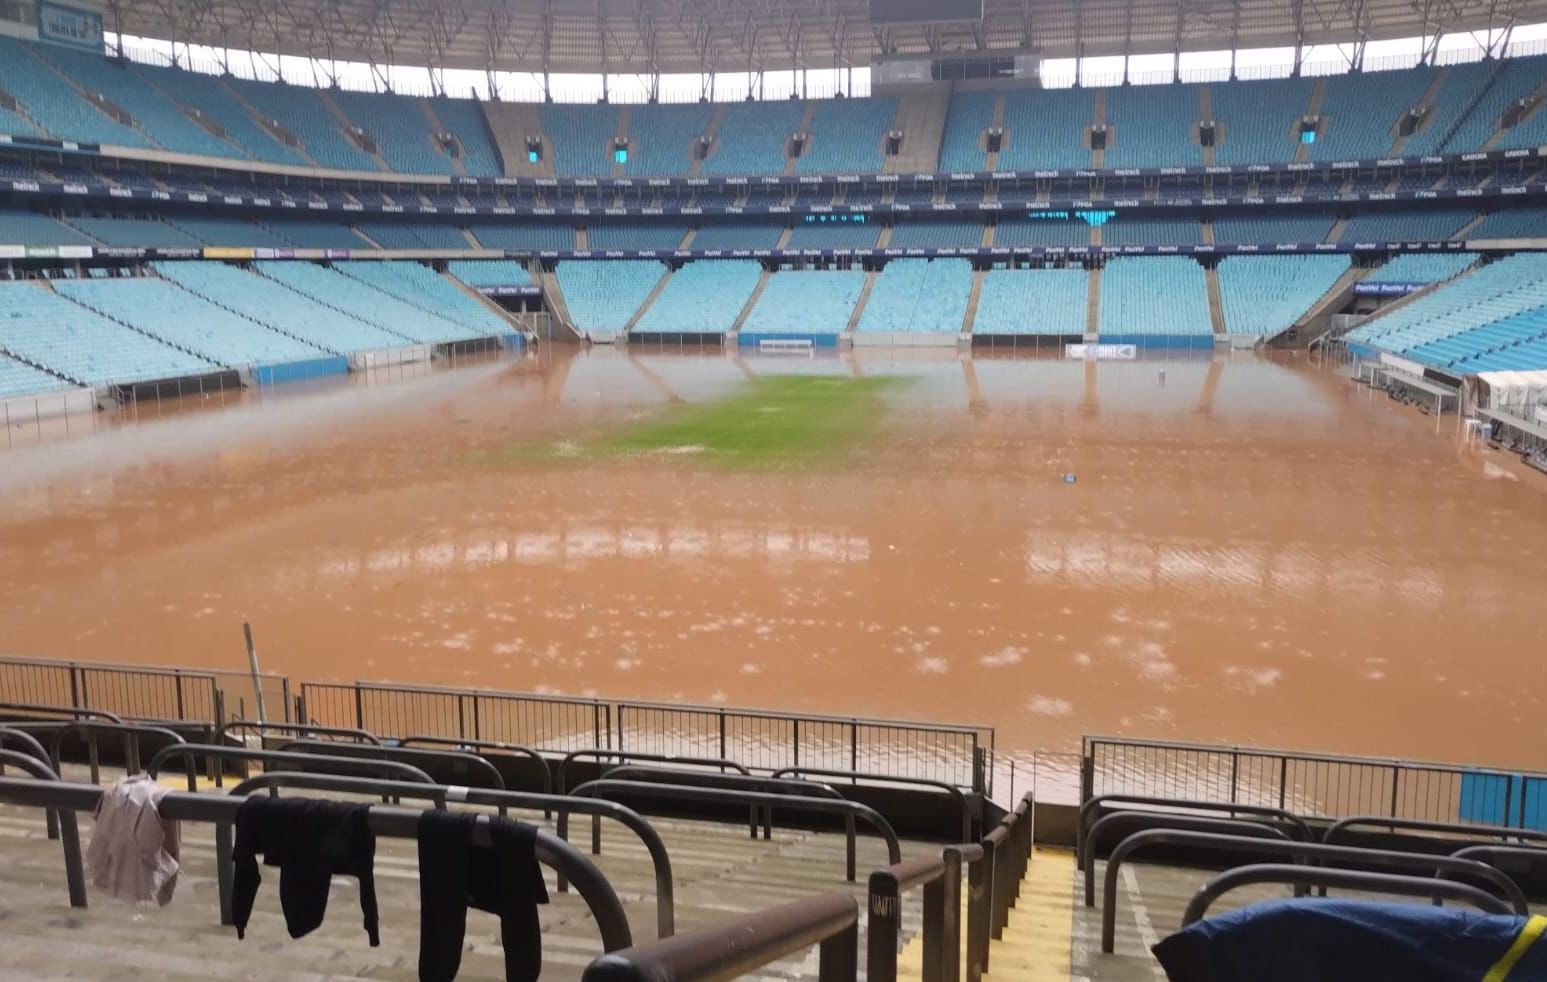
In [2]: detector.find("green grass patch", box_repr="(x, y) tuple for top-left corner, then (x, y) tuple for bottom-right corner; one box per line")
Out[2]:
(551, 375), (903, 469)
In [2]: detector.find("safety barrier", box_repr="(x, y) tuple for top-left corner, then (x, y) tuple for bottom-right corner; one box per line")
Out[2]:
(146, 743), (435, 790)
(398, 735), (552, 795)
(0, 656), (288, 725)
(215, 719), (380, 745)
(0, 750), (84, 906)
(1075, 793), (1313, 872)
(299, 680), (610, 750)
(1181, 865), (1513, 925)
(274, 739), (505, 792)
(868, 844), (979, 982)
(967, 792), (1033, 982)
(771, 767), (976, 843)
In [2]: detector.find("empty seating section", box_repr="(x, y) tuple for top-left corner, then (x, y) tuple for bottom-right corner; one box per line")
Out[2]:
(1216, 255), (1349, 336)
(0, 353), (67, 397)
(539, 105), (620, 177)
(0, 103), (40, 138)
(332, 91), (450, 174)
(54, 277), (324, 367)
(426, 98), (501, 176)
(626, 104), (712, 176)
(1104, 85), (1202, 168)
(0, 37), (152, 147)
(358, 223), (468, 249)
(1099, 257), (1213, 337)
(1310, 67), (1436, 161)
(994, 218), (1092, 248)
(1469, 207), (1547, 239)
(1347, 254), (1547, 364)
(1458, 58), (1547, 152)
(1103, 216), (1199, 247)
(1339, 208), (1472, 242)
(784, 221), (879, 250)
(692, 222), (786, 251)
(26, 42), (235, 157)
(469, 222), (576, 251)
(1213, 211), (1331, 244)
(260, 219), (375, 249)
(0, 282), (217, 385)
(255, 261), (480, 343)
(973, 266), (1089, 335)
(1400, 62), (1493, 157)
(999, 88), (1091, 170)
(334, 262), (508, 335)
(1210, 76), (1312, 164)
(1366, 251), (1477, 283)
(447, 259), (532, 288)
(887, 221), (983, 249)
(0, 209), (95, 246)
(555, 260), (663, 333)
(741, 268), (866, 336)
(130, 63), (309, 166)
(1443, 314), (1547, 371)
(587, 225), (688, 251)
(633, 260), (762, 334)
(796, 98), (896, 174)
(703, 101), (804, 175)
(67, 216), (200, 247)
(168, 216), (291, 247)
(228, 79), (379, 171)
(939, 91), (997, 172)
(855, 259), (972, 333)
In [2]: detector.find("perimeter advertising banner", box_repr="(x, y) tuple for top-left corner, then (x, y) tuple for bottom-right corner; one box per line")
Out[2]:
(35, 1), (104, 51)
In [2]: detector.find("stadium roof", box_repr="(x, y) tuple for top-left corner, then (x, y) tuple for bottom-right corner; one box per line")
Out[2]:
(106, 0), (1547, 77)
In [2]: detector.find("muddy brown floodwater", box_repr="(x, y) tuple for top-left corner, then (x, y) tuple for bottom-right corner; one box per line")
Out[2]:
(2, 346), (1545, 791)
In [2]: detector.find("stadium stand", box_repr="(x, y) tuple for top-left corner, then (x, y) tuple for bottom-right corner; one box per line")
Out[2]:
(703, 101), (805, 175)
(633, 260), (763, 334)
(1442, 313), (1547, 371)
(65, 215), (201, 247)
(331, 90), (455, 174)
(447, 259), (533, 288)
(626, 103), (713, 176)
(0, 208), (96, 246)
(1469, 207), (1547, 239)
(1212, 210), (1333, 244)
(939, 91), (997, 172)
(1338, 208), (1474, 242)
(1309, 66), (1437, 161)
(1346, 253), (1547, 362)
(226, 78), (380, 171)
(129, 62), (311, 166)
(0, 281), (218, 385)
(0, 37), (154, 148)
(357, 222), (469, 250)
(255, 261), (488, 343)
(154, 261), (412, 353)
(539, 104), (620, 177)
(427, 97), (502, 176)
(692, 222), (787, 251)
(1399, 61), (1494, 157)
(796, 97), (897, 174)
(886, 221), (984, 249)
(993, 216), (1094, 248)
(555, 260), (664, 334)
(0, 352), (69, 398)
(167, 216), (292, 247)
(784, 221), (880, 250)
(1104, 84), (1202, 168)
(1366, 251), (1478, 284)
(587, 224), (689, 251)
(998, 87), (1092, 170)
(1216, 254), (1349, 336)
(740, 268), (867, 337)
(973, 265), (1090, 335)
(1209, 75), (1313, 165)
(1102, 215), (1201, 247)
(335, 261), (512, 334)
(53, 276), (327, 368)
(855, 258), (972, 333)
(0, 102), (40, 139)
(1099, 257), (1213, 339)
(260, 219), (376, 249)
(1470, 58), (1547, 152)
(468, 222), (577, 251)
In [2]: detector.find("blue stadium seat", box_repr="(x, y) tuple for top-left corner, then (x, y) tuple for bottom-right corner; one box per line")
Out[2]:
(1216, 254), (1349, 336)
(703, 101), (804, 175)
(855, 259), (972, 333)
(556, 260), (664, 332)
(740, 268), (866, 336)
(939, 92), (997, 172)
(796, 97), (896, 174)
(1098, 257), (1212, 338)
(633, 260), (762, 334)
(974, 266), (1088, 335)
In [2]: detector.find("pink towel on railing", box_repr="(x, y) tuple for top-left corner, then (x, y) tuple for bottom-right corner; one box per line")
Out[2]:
(86, 774), (181, 905)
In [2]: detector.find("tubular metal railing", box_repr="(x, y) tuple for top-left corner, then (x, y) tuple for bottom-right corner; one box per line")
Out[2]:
(771, 767), (977, 843)
(1075, 793), (1313, 871)
(1181, 865), (1514, 926)
(40, 720), (188, 780)
(273, 739), (506, 791)
(0, 701), (124, 725)
(397, 735), (553, 795)
(1082, 812), (1299, 905)
(868, 845), (978, 982)
(1323, 814), (1547, 848)
(0, 750), (84, 907)
(146, 743), (435, 790)
(215, 719), (381, 745)
(966, 792), (1034, 982)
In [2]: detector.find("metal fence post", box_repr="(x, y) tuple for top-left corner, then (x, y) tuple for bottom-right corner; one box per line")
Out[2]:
(967, 837), (994, 982)
(850, 725), (858, 774)
(939, 849), (968, 982)
(922, 874), (945, 982)
(819, 916), (859, 982)
(353, 683), (366, 731)
(719, 710), (727, 762)
(1390, 764), (1401, 818)
(174, 670), (186, 721)
(867, 870), (900, 982)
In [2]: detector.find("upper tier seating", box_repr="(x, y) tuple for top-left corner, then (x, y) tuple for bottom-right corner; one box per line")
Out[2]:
(0, 353), (68, 398)
(129, 62), (310, 166)
(447, 260), (532, 288)
(555, 260), (663, 333)
(0, 104), (40, 138)
(1210, 76), (1313, 165)
(67, 215), (201, 247)
(1469, 207), (1547, 239)
(1346, 253), (1547, 358)
(692, 222), (787, 251)
(1212, 211), (1332, 244)
(0, 37), (152, 148)
(998, 88), (1091, 170)
(1366, 251), (1478, 284)
(255, 261), (484, 343)
(1458, 58), (1547, 153)
(1104, 84), (1202, 169)
(1102, 216), (1200, 247)
(796, 98), (896, 174)
(973, 266), (1089, 335)
(1338, 208), (1473, 242)
(626, 104), (713, 177)
(703, 101), (804, 175)
(633, 260), (763, 334)
(1216, 254), (1349, 336)
(427, 97), (502, 177)
(357, 223), (468, 250)
(334, 262), (510, 335)
(227, 78), (380, 171)
(587, 225), (689, 251)
(740, 268), (866, 336)
(887, 221), (984, 249)
(0, 281), (218, 385)
(784, 221), (879, 250)
(260, 219), (376, 249)
(54, 276), (325, 367)
(1098, 257), (1213, 337)
(168, 216), (292, 248)
(540, 104), (620, 177)
(468, 223), (576, 251)
(331, 90), (455, 175)
(154, 261), (411, 353)
(1440, 315), (1547, 372)
(1400, 61), (1494, 157)
(1309, 67), (1437, 161)
(993, 217), (1093, 248)
(855, 259), (972, 333)
(939, 91), (997, 172)
(0, 209), (95, 246)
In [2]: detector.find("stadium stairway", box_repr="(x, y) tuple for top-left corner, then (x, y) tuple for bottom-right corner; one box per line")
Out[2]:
(984, 95), (1007, 171)
(783, 103), (818, 176)
(1482, 73), (1547, 150)
(844, 268), (883, 337)
(482, 101), (553, 177)
(321, 90), (393, 171)
(1294, 80), (1329, 163)
(623, 265), (675, 333)
(885, 84), (951, 174)
(1388, 68), (1452, 156)
(690, 105), (728, 178)
(1085, 266), (1102, 339)
(1278, 262), (1372, 347)
(962, 268), (988, 337)
(420, 100), (469, 177)
(1205, 266), (1227, 337)
(728, 267), (776, 341)
(535, 267), (584, 342)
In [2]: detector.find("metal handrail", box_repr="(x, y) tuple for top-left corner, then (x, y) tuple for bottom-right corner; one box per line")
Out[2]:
(1181, 864), (1514, 926)
(215, 720), (381, 745)
(570, 779), (902, 866)
(397, 735), (553, 795)
(618, 698), (990, 735)
(274, 739), (505, 790)
(1323, 815), (1547, 848)
(0, 775), (633, 953)
(558, 749), (750, 795)
(42, 720), (187, 778)
(229, 771), (677, 938)
(1082, 734), (1547, 777)
(0, 750), (84, 907)
(335, 678), (609, 707)
(967, 792), (1033, 982)
(583, 890), (857, 982)
(1099, 829), (1530, 953)
(0, 701), (124, 724)
(146, 743), (435, 790)
(1083, 812), (1297, 906)
(1076, 793), (1312, 870)
(0, 726), (64, 839)
(771, 767), (975, 843)
(868, 845), (980, 982)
